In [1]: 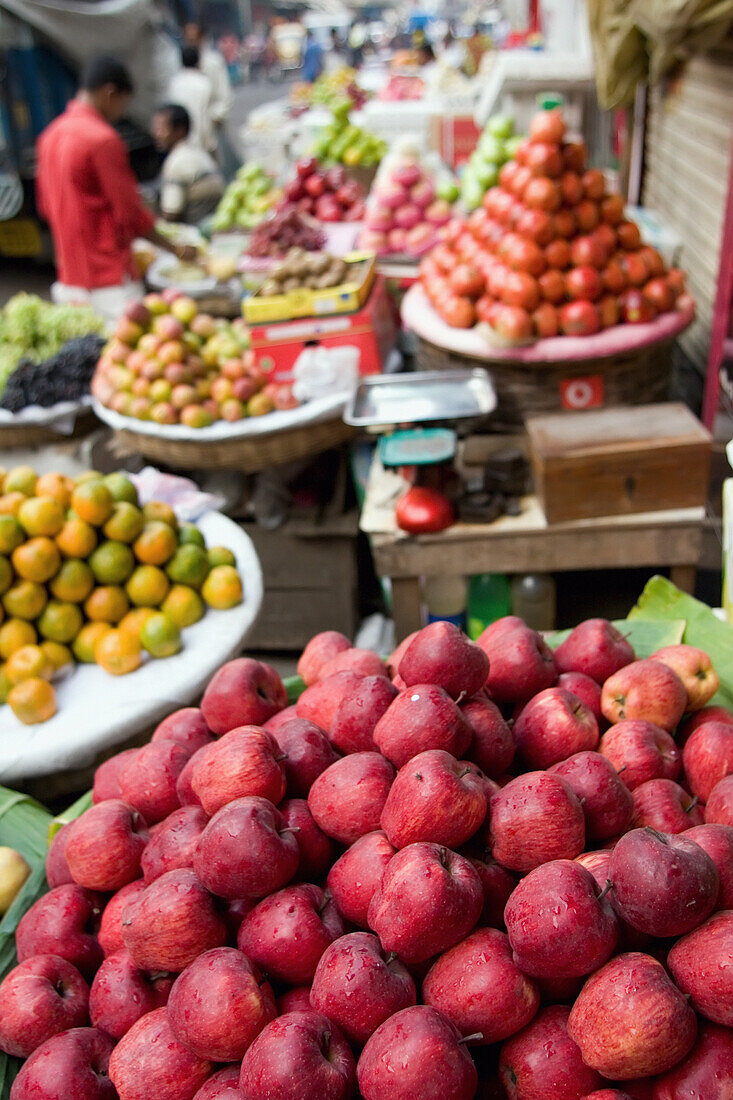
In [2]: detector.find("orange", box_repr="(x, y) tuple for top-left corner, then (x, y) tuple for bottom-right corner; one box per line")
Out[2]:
(125, 565), (170, 607)
(161, 585), (205, 629)
(178, 523), (206, 548)
(94, 628), (143, 676)
(103, 473), (139, 505)
(0, 619), (37, 659)
(0, 492), (26, 516)
(56, 517), (98, 559)
(3, 581), (47, 621)
(3, 466), (37, 497)
(0, 515), (25, 555)
(8, 678), (57, 724)
(17, 495), (65, 537)
(103, 503), (144, 544)
(142, 501), (178, 530)
(11, 537), (61, 584)
(88, 541), (135, 585)
(73, 622), (112, 663)
(35, 472), (73, 507)
(119, 607), (156, 639)
(50, 559), (95, 604)
(40, 641), (73, 677)
(165, 544), (209, 589)
(70, 481), (114, 527)
(5, 644), (54, 685)
(201, 565), (243, 609)
(133, 522), (177, 566)
(139, 612), (181, 658)
(0, 665), (11, 704)
(0, 556), (12, 596)
(37, 601), (84, 644)
(84, 585), (129, 624)
(207, 546), (236, 568)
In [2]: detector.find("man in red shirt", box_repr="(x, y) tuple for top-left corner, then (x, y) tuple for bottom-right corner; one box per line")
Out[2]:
(36, 56), (194, 321)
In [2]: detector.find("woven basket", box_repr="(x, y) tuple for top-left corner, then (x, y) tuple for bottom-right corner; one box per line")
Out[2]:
(416, 335), (676, 429)
(110, 416), (357, 472)
(0, 408), (99, 450)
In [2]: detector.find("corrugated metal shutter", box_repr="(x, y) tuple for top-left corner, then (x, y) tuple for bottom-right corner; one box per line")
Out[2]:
(643, 36), (733, 372)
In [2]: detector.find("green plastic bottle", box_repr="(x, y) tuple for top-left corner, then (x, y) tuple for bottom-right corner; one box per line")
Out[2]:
(467, 574), (512, 639)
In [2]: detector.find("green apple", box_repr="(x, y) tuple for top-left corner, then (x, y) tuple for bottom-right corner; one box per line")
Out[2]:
(461, 175), (485, 211)
(474, 161), (499, 188)
(488, 114), (514, 140)
(479, 134), (506, 163)
(504, 135), (524, 159)
(437, 178), (460, 203)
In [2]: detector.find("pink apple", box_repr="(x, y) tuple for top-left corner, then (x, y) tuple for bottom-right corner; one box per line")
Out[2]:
(423, 927), (539, 1044)
(367, 842), (482, 964)
(109, 1007), (211, 1100)
(280, 797), (334, 880)
(140, 805), (208, 883)
(683, 721), (733, 801)
(652, 1021), (733, 1099)
(297, 631), (351, 685)
(460, 696), (515, 777)
(89, 950), (171, 1039)
(477, 619), (557, 705)
(650, 644), (720, 710)
(488, 772), (585, 873)
(10, 1027), (116, 1100)
(706, 774), (733, 825)
(499, 1005), (604, 1099)
(122, 869), (226, 972)
(311, 931), (416, 1045)
(238, 883), (344, 985)
(357, 1005), (477, 1100)
(192, 1066), (243, 1100)
(193, 795), (299, 899)
(601, 660), (687, 731)
(240, 1011), (356, 1100)
(92, 748), (139, 803)
(398, 621), (489, 699)
(296, 670), (363, 729)
(45, 823), (73, 888)
(190, 725), (286, 815)
(463, 846), (517, 928)
(0, 954), (89, 1057)
(308, 752), (395, 844)
(327, 830), (396, 928)
(268, 717), (339, 796)
(151, 708), (212, 754)
(329, 675), (398, 754)
(558, 671), (603, 722)
(167, 946), (276, 1060)
(599, 719), (680, 790)
(549, 751), (634, 841)
(16, 885), (104, 979)
(380, 749), (492, 849)
(554, 618), (634, 683)
(631, 778), (704, 832)
(201, 658), (287, 734)
(373, 684), (472, 767)
(685, 823), (733, 907)
(97, 880), (144, 957)
(668, 910), (733, 1026)
(513, 686), (599, 768)
(567, 952), (697, 1078)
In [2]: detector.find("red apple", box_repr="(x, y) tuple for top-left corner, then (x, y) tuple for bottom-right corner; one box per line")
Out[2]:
(706, 775), (733, 825)
(477, 620), (557, 705)
(193, 795), (299, 899)
(357, 1005), (477, 1100)
(652, 1021), (733, 1099)
(367, 842), (482, 964)
(327, 830), (396, 928)
(601, 659), (687, 731)
(10, 1027), (115, 1100)
(513, 687), (599, 769)
(117, 741), (188, 824)
(92, 749), (140, 803)
(238, 884), (344, 985)
(318, 647), (387, 681)
(122, 869), (226, 972)
(0, 954), (89, 1057)
(109, 1007), (211, 1100)
(296, 671), (363, 730)
(89, 950), (171, 1039)
(488, 772), (585, 873)
(151, 708), (212, 754)
(557, 671), (603, 722)
(307, 752), (395, 844)
(140, 805), (208, 883)
(460, 697), (515, 778)
(554, 618), (634, 683)
(239, 1011), (356, 1100)
(45, 823), (73, 888)
(463, 846), (517, 928)
(398, 621), (489, 699)
(677, 705), (733, 746)
(423, 927), (539, 1044)
(277, 986), (313, 1013)
(97, 880), (144, 957)
(550, 751), (634, 840)
(310, 931), (416, 1045)
(499, 1005), (603, 1099)
(190, 726), (286, 815)
(16, 885), (104, 979)
(192, 1065), (242, 1100)
(650, 644), (720, 711)
(167, 946), (276, 1060)
(567, 952), (697, 1078)
(685, 823), (733, 907)
(373, 685), (472, 767)
(668, 910), (733, 1026)
(380, 749), (492, 849)
(329, 675), (398, 754)
(297, 632), (351, 685)
(268, 717), (339, 796)
(386, 630), (420, 677)
(683, 721), (733, 801)
(631, 778), (704, 832)
(599, 719), (681, 790)
(280, 798), (334, 880)
(201, 658), (287, 734)
(263, 704), (298, 734)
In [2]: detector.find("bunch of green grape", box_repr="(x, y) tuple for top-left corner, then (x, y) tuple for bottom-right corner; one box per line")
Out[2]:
(0, 295), (105, 397)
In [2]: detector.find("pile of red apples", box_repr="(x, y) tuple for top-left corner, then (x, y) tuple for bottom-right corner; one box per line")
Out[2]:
(3, 615), (733, 1100)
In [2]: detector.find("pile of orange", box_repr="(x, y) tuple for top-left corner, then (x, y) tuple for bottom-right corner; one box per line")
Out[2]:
(0, 466), (243, 725)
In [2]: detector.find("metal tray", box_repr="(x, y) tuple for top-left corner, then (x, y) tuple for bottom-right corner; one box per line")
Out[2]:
(344, 369), (496, 428)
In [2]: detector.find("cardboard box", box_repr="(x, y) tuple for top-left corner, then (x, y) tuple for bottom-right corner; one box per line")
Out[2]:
(527, 403), (712, 524)
(244, 253), (376, 325)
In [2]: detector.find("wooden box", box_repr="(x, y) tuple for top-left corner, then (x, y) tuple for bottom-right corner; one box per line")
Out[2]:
(526, 403), (712, 524)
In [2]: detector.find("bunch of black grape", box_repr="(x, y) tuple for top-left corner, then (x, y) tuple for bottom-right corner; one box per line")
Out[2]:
(0, 335), (105, 412)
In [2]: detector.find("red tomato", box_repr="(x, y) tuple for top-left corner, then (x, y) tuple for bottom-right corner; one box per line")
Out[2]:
(667, 268), (687, 296)
(620, 288), (656, 324)
(570, 235), (607, 269)
(457, 234), (480, 262)
(510, 166), (532, 199)
(593, 223), (617, 258)
(560, 300), (600, 336)
(515, 208), (554, 246)
(566, 266), (602, 302)
(617, 221), (642, 251)
(643, 277), (675, 314)
(420, 256), (440, 282)
(493, 191), (517, 226)
(449, 264), (485, 299)
(442, 295), (476, 328)
(431, 244), (455, 274)
(441, 219), (464, 245)
(545, 239), (571, 269)
(488, 264), (511, 298)
(506, 237), (546, 277)
(501, 271), (541, 311)
(553, 209), (577, 239)
(602, 260), (627, 294)
(538, 268), (566, 303)
(582, 169), (605, 201)
(526, 142), (563, 179)
(484, 187), (503, 216)
(598, 294), (621, 328)
(395, 487), (454, 535)
(499, 162), (518, 190)
(562, 141), (586, 173)
(524, 177), (562, 213)
(560, 171), (584, 206)
(601, 194), (624, 226)
(638, 245), (665, 278)
(513, 138), (532, 166)
(532, 302), (560, 338)
(620, 252), (650, 287)
(575, 200), (600, 232)
(493, 304), (533, 341)
(475, 295), (495, 324)
(529, 108), (565, 145)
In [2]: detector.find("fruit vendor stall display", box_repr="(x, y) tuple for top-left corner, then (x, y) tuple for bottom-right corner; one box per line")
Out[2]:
(280, 160), (366, 224)
(312, 101), (387, 170)
(209, 164), (281, 234)
(3, 608), (733, 1097)
(291, 69), (368, 112)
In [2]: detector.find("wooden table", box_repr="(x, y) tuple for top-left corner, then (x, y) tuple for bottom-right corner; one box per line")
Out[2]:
(361, 459), (705, 640)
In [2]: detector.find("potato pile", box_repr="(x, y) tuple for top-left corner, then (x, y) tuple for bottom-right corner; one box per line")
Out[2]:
(260, 251), (350, 296)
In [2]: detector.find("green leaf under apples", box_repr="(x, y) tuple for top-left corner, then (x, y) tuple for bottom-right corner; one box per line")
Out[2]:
(545, 617), (685, 659)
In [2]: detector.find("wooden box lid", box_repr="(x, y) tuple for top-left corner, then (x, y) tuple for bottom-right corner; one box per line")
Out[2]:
(526, 403), (712, 458)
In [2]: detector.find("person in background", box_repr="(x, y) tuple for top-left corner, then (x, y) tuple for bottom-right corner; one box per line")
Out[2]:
(302, 27), (324, 84)
(183, 23), (232, 133)
(152, 104), (224, 223)
(167, 45), (215, 154)
(36, 55), (194, 322)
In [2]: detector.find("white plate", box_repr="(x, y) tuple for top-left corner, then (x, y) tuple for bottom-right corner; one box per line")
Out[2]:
(0, 512), (263, 782)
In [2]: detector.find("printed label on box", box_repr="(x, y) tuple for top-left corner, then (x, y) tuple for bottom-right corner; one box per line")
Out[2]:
(560, 375), (604, 410)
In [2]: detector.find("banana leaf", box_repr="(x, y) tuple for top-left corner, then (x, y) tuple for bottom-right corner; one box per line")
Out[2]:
(545, 617), (685, 658)
(286, 674), (306, 705)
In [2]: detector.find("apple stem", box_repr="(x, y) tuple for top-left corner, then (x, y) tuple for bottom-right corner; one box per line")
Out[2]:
(275, 753), (289, 763)
(646, 827), (668, 843)
(458, 1033), (483, 1045)
(456, 768), (473, 780)
(597, 879), (613, 902)
(686, 796), (699, 813)
(280, 827), (301, 835)
(384, 952), (398, 965)
(616, 764), (627, 774)
(456, 691), (467, 705)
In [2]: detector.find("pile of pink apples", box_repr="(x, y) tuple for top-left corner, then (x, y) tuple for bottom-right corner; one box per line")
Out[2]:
(3, 615), (733, 1100)
(360, 154), (455, 259)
